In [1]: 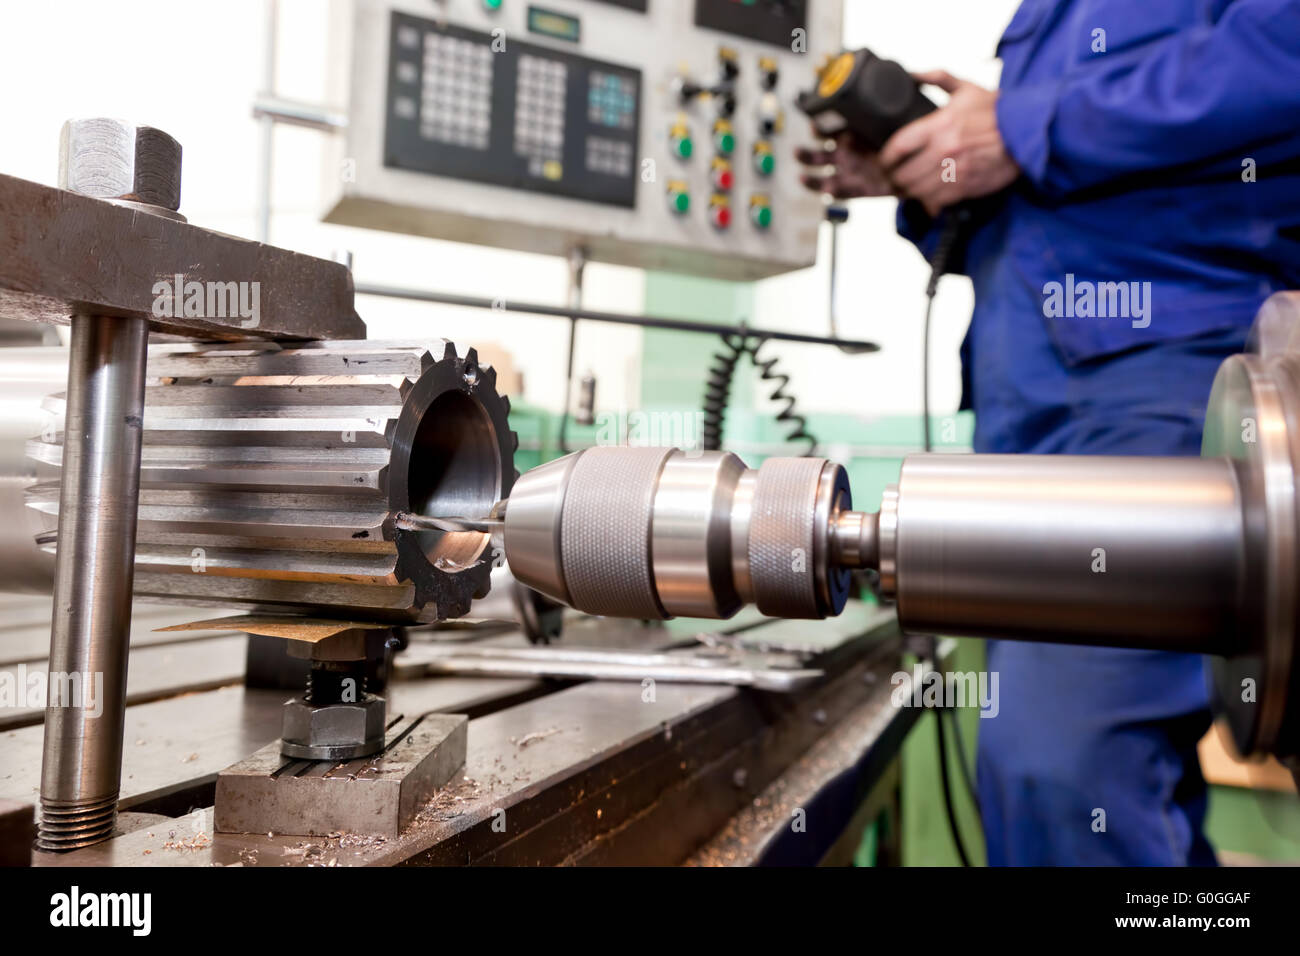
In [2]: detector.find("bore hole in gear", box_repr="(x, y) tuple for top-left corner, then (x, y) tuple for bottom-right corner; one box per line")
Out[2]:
(409, 390), (501, 571)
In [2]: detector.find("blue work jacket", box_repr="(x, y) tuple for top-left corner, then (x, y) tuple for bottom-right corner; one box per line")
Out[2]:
(906, 0), (1300, 454)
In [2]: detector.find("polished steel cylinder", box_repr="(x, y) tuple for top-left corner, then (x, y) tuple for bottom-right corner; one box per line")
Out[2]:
(506, 447), (1247, 650)
(504, 448), (850, 620)
(38, 314), (149, 851)
(878, 454), (1246, 654)
(649, 449), (747, 618)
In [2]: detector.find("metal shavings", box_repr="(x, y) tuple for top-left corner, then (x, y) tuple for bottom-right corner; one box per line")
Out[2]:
(512, 726), (562, 748)
(338, 833), (388, 849)
(162, 833), (212, 852)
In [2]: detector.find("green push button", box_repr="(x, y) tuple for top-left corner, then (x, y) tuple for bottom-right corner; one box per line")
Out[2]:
(752, 205), (772, 228)
(755, 151), (775, 176)
(673, 136), (693, 160)
(669, 190), (690, 214)
(715, 131), (735, 155)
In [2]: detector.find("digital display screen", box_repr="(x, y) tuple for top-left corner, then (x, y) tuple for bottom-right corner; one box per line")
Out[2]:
(384, 13), (642, 207)
(694, 0), (808, 47)
(528, 6), (581, 42)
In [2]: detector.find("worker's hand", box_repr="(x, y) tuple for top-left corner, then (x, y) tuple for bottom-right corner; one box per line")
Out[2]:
(880, 71), (1021, 216)
(795, 131), (893, 200)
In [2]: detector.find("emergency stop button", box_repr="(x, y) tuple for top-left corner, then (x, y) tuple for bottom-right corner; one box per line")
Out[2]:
(709, 197), (732, 229)
(711, 159), (734, 192)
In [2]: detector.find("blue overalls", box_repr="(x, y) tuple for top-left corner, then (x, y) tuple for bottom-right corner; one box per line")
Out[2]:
(901, 0), (1300, 864)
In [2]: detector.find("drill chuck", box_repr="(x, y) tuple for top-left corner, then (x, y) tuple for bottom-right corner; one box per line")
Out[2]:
(500, 446), (1245, 653)
(494, 294), (1300, 769)
(503, 447), (854, 620)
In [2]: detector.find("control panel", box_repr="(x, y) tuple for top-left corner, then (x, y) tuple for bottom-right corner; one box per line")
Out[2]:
(383, 13), (642, 206)
(324, 0), (843, 280)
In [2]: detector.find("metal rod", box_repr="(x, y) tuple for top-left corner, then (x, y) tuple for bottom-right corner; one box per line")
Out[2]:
(37, 314), (149, 851)
(824, 206), (873, 355)
(252, 94), (347, 133)
(410, 650), (823, 692)
(557, 247), (587, 454)
(353, 282), (882, 352)
(255, 0), (279, 243)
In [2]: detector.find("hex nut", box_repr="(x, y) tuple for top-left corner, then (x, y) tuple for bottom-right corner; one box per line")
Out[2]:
(282, 694), (386, 750)
(58, 118), (182, 211)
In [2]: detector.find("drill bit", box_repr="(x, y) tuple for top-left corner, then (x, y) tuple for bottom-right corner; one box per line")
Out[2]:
(394, 512), (504, 534)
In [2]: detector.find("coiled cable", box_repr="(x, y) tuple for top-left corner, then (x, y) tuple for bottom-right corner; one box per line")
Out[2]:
(702, 333), (818, 456)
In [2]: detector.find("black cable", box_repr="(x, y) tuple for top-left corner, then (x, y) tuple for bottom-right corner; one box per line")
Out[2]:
(920, 211), (967, 452)
(702, 333), (818, 456)
(921, 293), (935, 452)
(945, 705), (982, 821)
(821, 203), (983, 862)
(827, 205), (982, 852)
(702, 333), (746, 452)
(918, 210), (978, 864)
(934, 701), (973, 866)
(752, 338), (818, 456)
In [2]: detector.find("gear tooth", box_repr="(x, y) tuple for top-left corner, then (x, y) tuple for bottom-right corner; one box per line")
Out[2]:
(483, 364), (497, 386)
(511, 432), (520, 452)
(464, 347), (480, 367)
(501, 395), (511, 414)
(440, 341), (458, 362)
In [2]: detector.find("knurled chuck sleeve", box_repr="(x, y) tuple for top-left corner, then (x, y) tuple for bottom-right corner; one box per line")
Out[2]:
(503, 447), (851, 620)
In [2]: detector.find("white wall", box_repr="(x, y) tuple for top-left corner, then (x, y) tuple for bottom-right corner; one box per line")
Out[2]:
(0, 0), (1018, 421)
(752, 0), (1021, 421)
